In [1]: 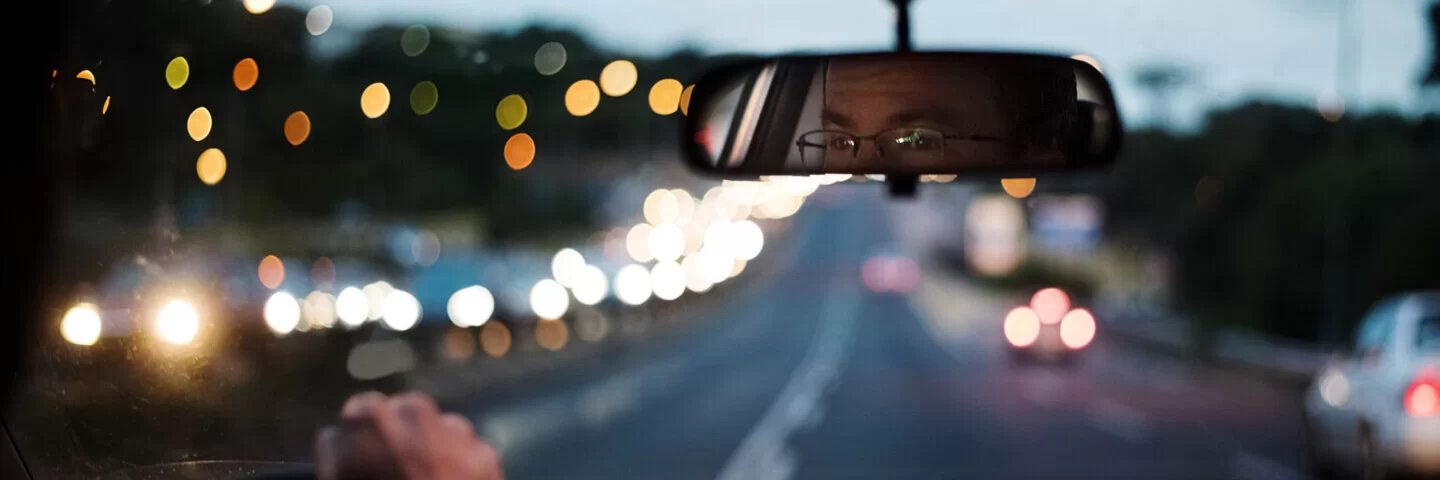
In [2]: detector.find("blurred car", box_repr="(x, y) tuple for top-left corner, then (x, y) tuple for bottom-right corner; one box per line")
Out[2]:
(1004, 288), (1096, 364)
(1303, 291), (1440, 479)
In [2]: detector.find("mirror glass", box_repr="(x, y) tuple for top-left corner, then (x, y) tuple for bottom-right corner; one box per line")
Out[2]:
(685, 52), (1120, 176)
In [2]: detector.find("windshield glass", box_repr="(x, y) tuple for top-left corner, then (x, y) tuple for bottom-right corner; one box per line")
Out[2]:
(1420, 315), (1440, 351)
(8, 0), (1439, 479)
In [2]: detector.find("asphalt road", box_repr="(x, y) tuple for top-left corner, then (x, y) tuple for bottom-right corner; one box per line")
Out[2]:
(461, 187), (1310, 480)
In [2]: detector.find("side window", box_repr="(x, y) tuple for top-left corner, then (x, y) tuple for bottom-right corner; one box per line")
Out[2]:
(1355, 300), (1399, 352)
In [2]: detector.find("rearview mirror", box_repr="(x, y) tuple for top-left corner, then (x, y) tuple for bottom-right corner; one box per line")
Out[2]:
(682, 52), (1121, 177)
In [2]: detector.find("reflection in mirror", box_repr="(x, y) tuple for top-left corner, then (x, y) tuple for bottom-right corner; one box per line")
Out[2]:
(686, 53), (1120, 176)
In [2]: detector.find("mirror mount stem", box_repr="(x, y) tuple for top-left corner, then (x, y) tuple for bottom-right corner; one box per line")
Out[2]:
(886, 0), (919, 198)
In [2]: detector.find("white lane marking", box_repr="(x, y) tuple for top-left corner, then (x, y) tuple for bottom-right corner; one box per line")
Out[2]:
(715, 273), (860, 480)
(1229, 450), (1302, 480)
(1086, 398), (1151, 443)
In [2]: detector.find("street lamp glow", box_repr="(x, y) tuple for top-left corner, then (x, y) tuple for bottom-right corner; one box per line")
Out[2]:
(571, 265), (609, 306)
(381, 290), (420, 331)
(551, 248), (585, 287)
(336, 287), (369, 327)
(448, 286), (494, 327)
(61, 304), (102, 346)
(530, 279), (570, 320)
(614, 264), (652, 306)
(264, 292), (301, 336)
(155, 300), (199, 345)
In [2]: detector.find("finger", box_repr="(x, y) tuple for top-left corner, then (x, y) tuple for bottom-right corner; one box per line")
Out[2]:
(440, 413), (476, 440)
(472, 440), (505, 480)
(313, 426), (339, 480)
(340, 391), (387, 420)
(391, 391), (441, 433)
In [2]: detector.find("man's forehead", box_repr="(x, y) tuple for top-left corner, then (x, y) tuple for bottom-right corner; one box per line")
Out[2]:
(825, 57), (989, 92)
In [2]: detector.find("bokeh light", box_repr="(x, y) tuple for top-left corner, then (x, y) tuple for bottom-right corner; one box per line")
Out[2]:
(496, 94), (527, 130)
(643, 189), (673, 226)
(1060, 308), (1097, 349)
(565, 80), (601, 117)
(410, 81), (439, 115)
(648, 223), (685, 263)
(696, 247), (732, 283)
(1003, 306), (1041, 348)
(242, 0), (275, 14)
(196, 148), (227, 185)
(401, 25), (431, 57)
(533, 42), (567, 75)
(165, 57), (189, 90)
(1030, 288), (1071, 325)
(535, 320), (569, 351)
(1317, 90), (1345, 122)
(233, 58), (258, 91)
(964, 195), (1025, 276)
(730, 220), (764, 261)
(650, 261), (686, 301)
(441, 327), (476, 362)
(61, 304), (102, 346)
(504, 133), (535, 170)
(448, 286), (494, 327)
(381, 290), (420, 331)
(363, 281), (394, 321)
(671, 189), (696, 223)
(530, 279), (570, 320)
(614, 264), (652, 306)
(336, 287), (369, 328)
(648, 79), (683, 115)
(599, 60), (638, 97)
(264, 291), (301, 336)
(682, 256), (714, 293)
(76, 70), (95, 85)
(571, 265), (609, 306)
(187, 107), (212, 142)
(306, 5), (334, 36)
(155, 300), (199, 345)
(1002, 178), (1036, 198)
(311, 257), (336, 289)
(284, 111), (312, 146)
(626, 224), (654, 262)
(551, 248), (585, 287)
(680, 84), (694, 115)
(103, 97), (110, 115)
(481, 322), (512, 358)
(730, 258), (747, 278)
(303, 291), (337, 329)
(410, 230), (441, 266)
(361, 83), (391, 118)
(258, 255), (285, 290)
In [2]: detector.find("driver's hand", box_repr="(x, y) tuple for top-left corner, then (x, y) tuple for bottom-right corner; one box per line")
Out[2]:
(315, 391), (503, 480)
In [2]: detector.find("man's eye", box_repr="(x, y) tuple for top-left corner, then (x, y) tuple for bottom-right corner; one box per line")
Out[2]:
(893, 131), (938, 151)
(828, 137), (856, 150)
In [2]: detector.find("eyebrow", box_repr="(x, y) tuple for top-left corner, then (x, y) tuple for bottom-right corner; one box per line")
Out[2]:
(820, 108), (854, 129)
(886, 107), (962, 129)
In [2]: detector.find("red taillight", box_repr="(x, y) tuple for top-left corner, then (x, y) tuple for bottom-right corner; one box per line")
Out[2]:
(1004, 307), (1041, 347)
(1407, 380), (1439, 417)
(1060, 308), (1096, 350)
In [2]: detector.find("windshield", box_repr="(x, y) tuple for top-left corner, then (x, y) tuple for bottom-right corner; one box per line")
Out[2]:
(1421, 315), (1440, 351)
(8, 0), (1440, 479)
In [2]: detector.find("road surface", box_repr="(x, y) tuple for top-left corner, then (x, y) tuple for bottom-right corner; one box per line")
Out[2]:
(459, 186), (1308, 480)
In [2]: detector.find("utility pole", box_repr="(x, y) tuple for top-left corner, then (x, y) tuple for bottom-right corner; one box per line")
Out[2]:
(1322, 0), (1361, 345)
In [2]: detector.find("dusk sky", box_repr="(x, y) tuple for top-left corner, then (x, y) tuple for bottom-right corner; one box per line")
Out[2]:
(281, 0), (1435, 129)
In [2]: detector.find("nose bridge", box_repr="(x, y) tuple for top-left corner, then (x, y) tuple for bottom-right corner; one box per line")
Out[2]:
(857, 137), (884, 163)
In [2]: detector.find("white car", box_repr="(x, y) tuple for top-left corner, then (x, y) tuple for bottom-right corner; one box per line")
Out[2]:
(1303, 291), (1440, 479)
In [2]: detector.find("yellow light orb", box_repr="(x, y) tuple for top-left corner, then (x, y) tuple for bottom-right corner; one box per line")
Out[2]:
(496, 94), (527, 130)
(565, 80), (600, 117)
(196, 148), (227, 185)
(648, 79), (683, 115)
(360, 83), (391, 119)
(599, 60), (638, 97)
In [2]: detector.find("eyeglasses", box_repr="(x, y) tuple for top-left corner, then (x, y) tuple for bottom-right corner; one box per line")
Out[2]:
(794, 127), (1004, 169)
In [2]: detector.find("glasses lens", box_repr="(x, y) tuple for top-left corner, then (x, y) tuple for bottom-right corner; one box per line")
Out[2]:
(879, 128), (944, 163)
(798, 131), (856, 170)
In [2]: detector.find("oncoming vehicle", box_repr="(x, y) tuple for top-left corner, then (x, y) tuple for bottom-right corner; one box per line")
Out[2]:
(1303, 291), (1440, 478)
